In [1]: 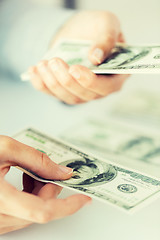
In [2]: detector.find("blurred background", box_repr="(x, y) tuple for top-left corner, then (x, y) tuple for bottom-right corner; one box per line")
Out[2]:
(33, 0), (160, 44)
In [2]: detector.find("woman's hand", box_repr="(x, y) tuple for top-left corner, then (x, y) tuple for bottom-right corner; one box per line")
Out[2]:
(28, 11), (129, 104)
(0, 136), (91, 235)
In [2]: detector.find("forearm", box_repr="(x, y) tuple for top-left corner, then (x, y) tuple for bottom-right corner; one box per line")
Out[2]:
(0, 0), (75, 76)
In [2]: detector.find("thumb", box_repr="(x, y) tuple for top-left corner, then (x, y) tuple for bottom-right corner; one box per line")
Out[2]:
(88, 33), (118, 65)
(0, 136), (73, 180)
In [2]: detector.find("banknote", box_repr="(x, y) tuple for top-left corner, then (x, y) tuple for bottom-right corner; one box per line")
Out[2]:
(14, 127), (160, 213)
(61, 117), (160, 179)
(21, 39), (160, 80)
(111, 90), (160, 127)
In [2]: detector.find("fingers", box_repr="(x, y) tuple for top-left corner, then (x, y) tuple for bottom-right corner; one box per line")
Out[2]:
(35, 60), (84, 105)
(0, 165), (10, 177)
(0, 225), (30, 235)
(0, 136), (73, 180)
(37, 183), (63, 200)
(29, 59), (101, 104)
(23, 173), (62, 199)
(0, 213), (30, 228)
(29, 58), (128, 104)
(32, 58), (98, 104)
(0, 193), (90, 234)
(27, 10), (126, 103)
(48, 58), (100, 101)
(118, 32), (126, 43)
(88, 13), (121, 65)
(69, 65), (129, 96)
(89, 30), (126, 65)
(0, 178), (91, 223)
(29, 66), (53, 96)
(0, 178), (63, 235)
(43, 194), (92, 221)
(89, 34), (117, 65)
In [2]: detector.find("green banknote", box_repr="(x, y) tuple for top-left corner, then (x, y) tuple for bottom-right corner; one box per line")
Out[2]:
(61, 117), (160, 178)
(21, 39), (160, 80)
(14, 127), (160, 213)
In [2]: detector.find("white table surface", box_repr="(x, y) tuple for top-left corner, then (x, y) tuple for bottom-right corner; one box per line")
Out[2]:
(1, 72), (160, 240)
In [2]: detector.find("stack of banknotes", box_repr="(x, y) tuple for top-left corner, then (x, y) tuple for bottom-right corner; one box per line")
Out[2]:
(21, 39), (160, 81)
(14, 125), (160, 214)
(18, 39), (160, 213)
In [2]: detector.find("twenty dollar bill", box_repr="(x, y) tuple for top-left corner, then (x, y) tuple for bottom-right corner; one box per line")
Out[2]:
(14, 127), (160, 213)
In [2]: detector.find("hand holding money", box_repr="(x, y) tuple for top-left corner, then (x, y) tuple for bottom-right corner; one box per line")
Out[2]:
(0, 136), (91, 235)
(14, 128), (160, 214)
(26, 11), (128, 105)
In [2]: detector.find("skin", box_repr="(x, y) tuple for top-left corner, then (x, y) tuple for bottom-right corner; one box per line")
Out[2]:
(28, 10), (129, 105)
(0, 136), (91, 235)
(1, 10), (129, 235)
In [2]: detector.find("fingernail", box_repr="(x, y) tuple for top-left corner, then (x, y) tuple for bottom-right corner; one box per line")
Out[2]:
(85, 198), (92, 206)
(49, 60), (60, 72)
(92, 48), (104, 64)
(21, 67), (34, 81)
(58, 165), (73, 175)
(37, 62), (46, 72)
(69, 69), (81, 79)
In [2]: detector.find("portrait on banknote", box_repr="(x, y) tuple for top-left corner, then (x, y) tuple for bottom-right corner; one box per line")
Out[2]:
(59, 158), (117, 187)
(98, 45), (150, 69)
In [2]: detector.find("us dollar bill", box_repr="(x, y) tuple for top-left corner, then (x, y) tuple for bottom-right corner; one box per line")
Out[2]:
(61, 117), (160, 179)
(14, 128), (160, 213)
(111, 90), (160, 127)
(21, 39), (160, 80)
